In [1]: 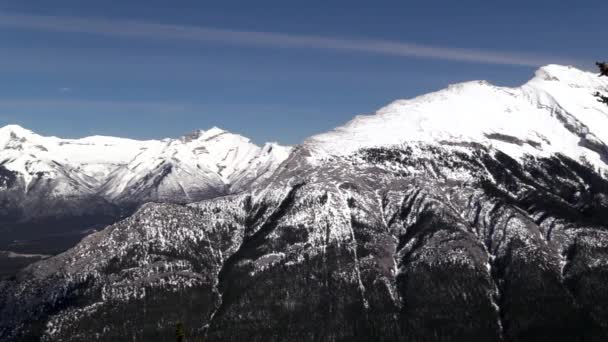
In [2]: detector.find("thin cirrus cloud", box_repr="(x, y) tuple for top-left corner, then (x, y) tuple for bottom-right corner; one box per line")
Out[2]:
(0, 11), (578, 68)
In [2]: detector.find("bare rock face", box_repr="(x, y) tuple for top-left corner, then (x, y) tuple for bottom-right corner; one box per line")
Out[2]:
(2, 142), (607, 342)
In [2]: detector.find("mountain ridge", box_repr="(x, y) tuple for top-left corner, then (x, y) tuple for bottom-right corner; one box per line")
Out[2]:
(0, 124), (291, 201)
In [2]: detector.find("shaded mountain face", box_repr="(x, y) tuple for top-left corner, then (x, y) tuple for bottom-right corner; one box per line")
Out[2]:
(1, 65), (608, 341)
(0, 126), (290, 255)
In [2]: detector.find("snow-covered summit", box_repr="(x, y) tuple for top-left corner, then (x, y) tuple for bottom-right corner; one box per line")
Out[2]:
(181, 126), (227, 142)
(305, 64), (608, 172)
(0, 124), (34, 137)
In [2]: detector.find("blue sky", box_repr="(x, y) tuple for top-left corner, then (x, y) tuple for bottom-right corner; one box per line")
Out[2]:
(1, 0), (605, 144)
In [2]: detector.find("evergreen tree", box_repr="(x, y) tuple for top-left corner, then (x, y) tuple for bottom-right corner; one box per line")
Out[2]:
(176, 322), (185, 342)
(597, 61), (608, 77)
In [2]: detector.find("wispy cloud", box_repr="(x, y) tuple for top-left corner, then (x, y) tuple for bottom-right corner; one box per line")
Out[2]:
(0, 11), (577, 67)
(59, 87), (72, 93)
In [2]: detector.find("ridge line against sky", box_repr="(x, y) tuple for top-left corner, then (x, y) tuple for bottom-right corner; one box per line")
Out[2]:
(0, 11), (580, 68)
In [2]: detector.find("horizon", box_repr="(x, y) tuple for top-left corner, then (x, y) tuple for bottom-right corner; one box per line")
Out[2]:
(1, 1), (606, 144)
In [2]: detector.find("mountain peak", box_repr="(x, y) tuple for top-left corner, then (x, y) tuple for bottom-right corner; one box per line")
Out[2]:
(199, 126), (228, 140)
(0, 125), (38, 149)
(0, 124), (34, 137)
(305, 64), (608, 172)
(531, 64), (602, 87)
(181, 126), (229, 142)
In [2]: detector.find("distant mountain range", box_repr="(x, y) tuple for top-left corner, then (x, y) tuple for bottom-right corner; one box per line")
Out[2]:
(1, 65), (608, 341)
(0, 125), (290, 253)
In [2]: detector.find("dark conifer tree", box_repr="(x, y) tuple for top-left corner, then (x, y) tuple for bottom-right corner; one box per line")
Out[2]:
(597, 61), (608, 77)
(176, 322), (185, 342)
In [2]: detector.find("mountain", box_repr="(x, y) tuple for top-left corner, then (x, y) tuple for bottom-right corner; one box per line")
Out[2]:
(306, 65), (608, 169)
(1, 65), (608, 341)
(0, 126), (290, 254)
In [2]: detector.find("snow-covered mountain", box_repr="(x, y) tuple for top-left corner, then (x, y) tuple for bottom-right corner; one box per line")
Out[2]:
(0, 124), (150, 190)
(0, 126), (290, 253)
(0, 125), (290, 200)
(1, 65), (608, 342)
(306, 65), (608, 171)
